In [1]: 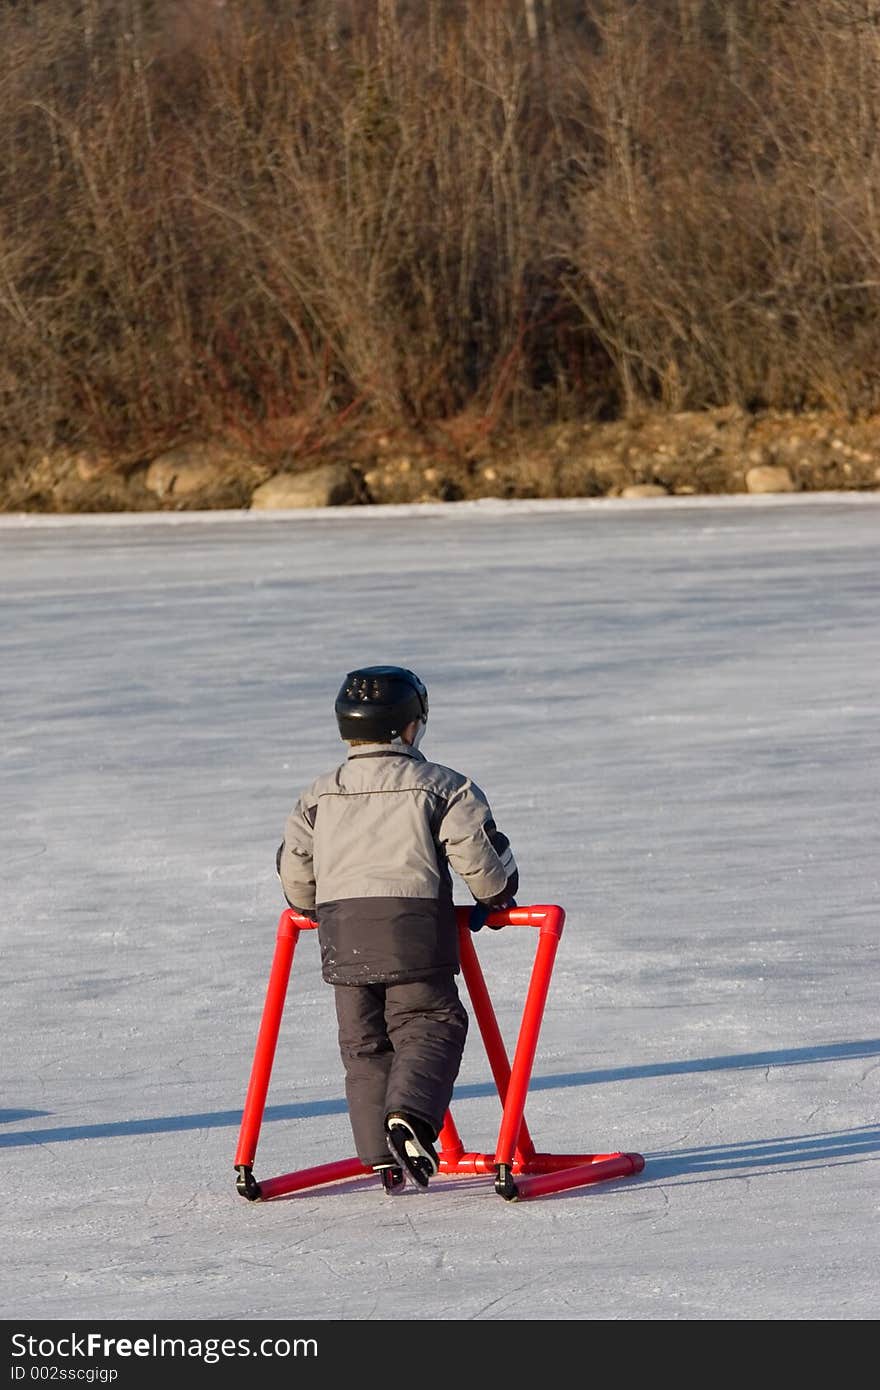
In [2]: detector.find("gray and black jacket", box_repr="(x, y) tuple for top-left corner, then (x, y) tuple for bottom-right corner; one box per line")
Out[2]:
(276, 741), (518, 985)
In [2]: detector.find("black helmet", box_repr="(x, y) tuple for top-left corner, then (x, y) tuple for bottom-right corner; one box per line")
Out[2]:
(334, 665), (429, 741)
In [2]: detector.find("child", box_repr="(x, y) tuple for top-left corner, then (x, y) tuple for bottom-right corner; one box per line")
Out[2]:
(276, 665), (519, 1193)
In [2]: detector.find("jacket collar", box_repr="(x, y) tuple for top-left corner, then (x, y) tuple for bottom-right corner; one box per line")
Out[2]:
(346, 740), (426, 762)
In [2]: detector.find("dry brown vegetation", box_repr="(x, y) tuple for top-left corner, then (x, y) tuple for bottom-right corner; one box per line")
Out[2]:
(2, 0), (880, 504)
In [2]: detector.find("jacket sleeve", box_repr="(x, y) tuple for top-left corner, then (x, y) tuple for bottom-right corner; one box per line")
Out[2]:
(276, 790), (318, 916)
(481, 819), (519, 906)
(438, 778), (518, 907)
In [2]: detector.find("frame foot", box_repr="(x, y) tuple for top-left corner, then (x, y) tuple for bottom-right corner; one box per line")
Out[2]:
(235, 1164), (263, 1201)
(494, 1163), (519, 1201)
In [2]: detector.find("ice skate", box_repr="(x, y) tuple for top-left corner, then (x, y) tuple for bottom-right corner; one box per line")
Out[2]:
(385, 1113), (439, 1188)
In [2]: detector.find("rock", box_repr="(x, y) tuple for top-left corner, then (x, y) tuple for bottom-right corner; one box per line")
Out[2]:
(250, 463), (359, 509)
(620, 483), (669, 498)
(73, 451), (116, 482)
(143, 442), (271, 503)
(145, 457), (209, 498)
(745, 463), (796, 494)
(145, 441), (268, 500)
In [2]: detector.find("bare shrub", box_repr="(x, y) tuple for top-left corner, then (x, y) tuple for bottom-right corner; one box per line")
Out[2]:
(553, 0), (880, 415)
(1, 0), (880, 478)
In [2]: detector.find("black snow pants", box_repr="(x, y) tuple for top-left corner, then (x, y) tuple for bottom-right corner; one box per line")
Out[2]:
(333, 975), (469, 1168)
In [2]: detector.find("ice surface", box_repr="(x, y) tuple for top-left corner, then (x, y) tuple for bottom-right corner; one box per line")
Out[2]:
(2, 493), (878, 1322)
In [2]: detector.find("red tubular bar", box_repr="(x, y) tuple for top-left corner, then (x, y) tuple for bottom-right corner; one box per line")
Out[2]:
(512, 1152), (646, 1201)
(436, 1150), (643, 1177)
(234, 903), (645, 1201)
(489, 908), (564, 1167)
(234, 909), (315, 1169)
(436, 1108), (466, 1164)
(457, 925), (536, 1164)
(257, 1157), (370, 1200)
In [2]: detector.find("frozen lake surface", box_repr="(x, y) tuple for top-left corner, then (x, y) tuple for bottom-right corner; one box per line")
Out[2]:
(2, 492), (878, 1325)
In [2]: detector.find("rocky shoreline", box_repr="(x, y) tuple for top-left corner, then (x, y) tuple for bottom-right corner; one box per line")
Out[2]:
(4, 407), (880, 514)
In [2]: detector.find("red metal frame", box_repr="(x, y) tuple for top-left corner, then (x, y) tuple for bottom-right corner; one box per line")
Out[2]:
(234, 903), (644, 1202)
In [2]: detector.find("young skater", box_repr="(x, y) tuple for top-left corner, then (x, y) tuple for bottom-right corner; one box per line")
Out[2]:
(276, 665), (518, 1193)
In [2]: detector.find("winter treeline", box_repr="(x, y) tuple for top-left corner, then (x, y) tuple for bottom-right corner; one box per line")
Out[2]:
(2, 0), (879, 461)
